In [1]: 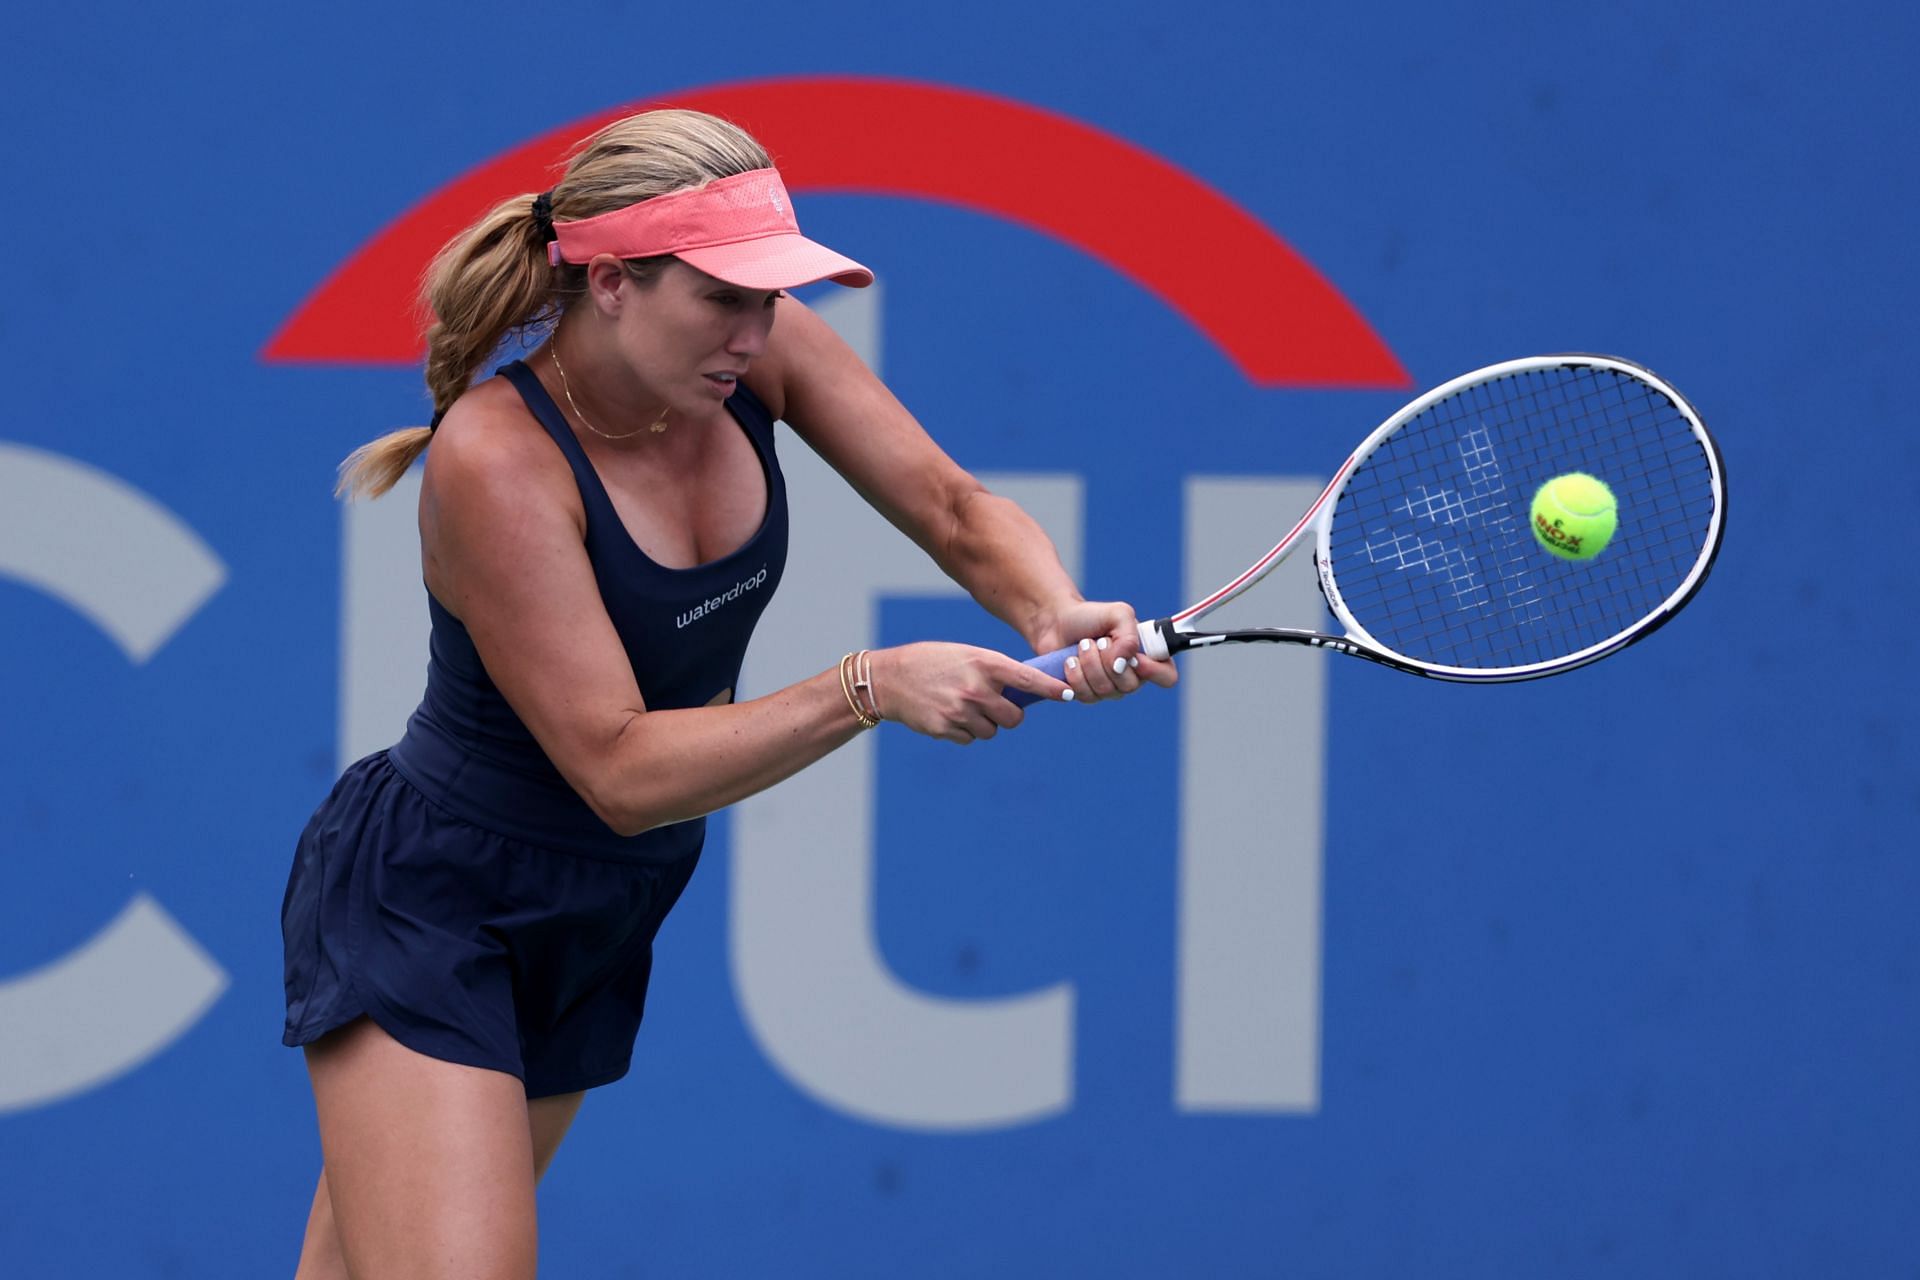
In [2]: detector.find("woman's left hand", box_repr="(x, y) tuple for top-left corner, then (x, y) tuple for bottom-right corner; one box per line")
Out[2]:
(1032, 600), (1180, 704)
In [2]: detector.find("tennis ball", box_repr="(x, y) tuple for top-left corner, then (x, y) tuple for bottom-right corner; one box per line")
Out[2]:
(1531, 472), (1617, 561)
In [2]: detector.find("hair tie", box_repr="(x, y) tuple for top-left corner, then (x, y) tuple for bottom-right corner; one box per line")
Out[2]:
(531, 191), (556, 239)
(428, 407), (447, 432)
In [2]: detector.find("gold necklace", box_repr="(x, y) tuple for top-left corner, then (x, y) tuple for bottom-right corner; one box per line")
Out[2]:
(549, 341), (669, 439)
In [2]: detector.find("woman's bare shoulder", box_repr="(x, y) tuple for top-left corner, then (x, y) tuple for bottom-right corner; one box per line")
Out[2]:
(418, 372), (588, 607)
(421, 375), (578, 509)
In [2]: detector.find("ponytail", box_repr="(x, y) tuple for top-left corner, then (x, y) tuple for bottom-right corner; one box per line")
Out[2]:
(333, 424), (436, 500)
(335, 194), (555, 499)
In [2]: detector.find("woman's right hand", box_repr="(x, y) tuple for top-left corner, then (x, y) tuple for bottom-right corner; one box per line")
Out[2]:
(865, 643), (1069, 744)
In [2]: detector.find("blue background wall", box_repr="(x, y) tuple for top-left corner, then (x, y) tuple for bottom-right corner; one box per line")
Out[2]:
(2, 2), (1917, 1275)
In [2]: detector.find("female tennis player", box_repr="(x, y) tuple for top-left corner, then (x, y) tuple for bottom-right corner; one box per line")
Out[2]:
(280, 108), (1175, 1278)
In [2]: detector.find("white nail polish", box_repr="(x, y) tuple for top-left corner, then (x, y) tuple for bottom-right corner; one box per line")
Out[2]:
(1128, 656), (1139, 670)
(1061, 688), (1075, 702)
(1079, 638), (1092, 652)
(1113, 657), (1127, 675)
(1066, 656), (1079, 670)
(1097, 637), (1110, 650)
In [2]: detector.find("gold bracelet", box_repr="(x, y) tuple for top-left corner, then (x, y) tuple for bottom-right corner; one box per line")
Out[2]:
(853, 649), (882, 723)
(838, 652), (879, 730)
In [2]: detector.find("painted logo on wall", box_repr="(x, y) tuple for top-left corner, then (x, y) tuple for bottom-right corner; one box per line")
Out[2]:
(0, 445), (229, 1113)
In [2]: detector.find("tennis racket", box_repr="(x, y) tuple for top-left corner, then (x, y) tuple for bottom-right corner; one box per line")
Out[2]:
(1010, 353), (1724, 697)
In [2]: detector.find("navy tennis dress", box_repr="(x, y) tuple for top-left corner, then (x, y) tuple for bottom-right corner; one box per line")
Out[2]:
(281, 360), (787, 1096)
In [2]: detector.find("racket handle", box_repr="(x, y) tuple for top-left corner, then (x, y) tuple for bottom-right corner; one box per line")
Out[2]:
(1004, 645), (1076, 707)
(1003, 619), (1176, 708)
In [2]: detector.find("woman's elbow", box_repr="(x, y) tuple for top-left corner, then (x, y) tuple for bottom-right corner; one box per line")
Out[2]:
(579, 783), (671, 839)
(573, 719), (672, 838)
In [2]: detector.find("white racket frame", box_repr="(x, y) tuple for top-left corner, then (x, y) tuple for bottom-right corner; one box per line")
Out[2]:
(1139, 354), (1726, 682)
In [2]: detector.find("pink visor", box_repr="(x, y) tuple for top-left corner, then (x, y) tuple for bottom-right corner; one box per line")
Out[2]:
(546, 168), (872, 290)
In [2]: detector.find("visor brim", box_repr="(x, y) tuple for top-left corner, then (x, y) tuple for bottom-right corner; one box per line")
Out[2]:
(678, 234), (874, 291)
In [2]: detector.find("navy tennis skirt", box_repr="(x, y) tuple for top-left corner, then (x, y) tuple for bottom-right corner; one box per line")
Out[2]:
(280, 751), (700, 1097)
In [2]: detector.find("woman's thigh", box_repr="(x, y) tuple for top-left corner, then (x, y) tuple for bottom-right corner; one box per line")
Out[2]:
(305, 1018), (540, 1280)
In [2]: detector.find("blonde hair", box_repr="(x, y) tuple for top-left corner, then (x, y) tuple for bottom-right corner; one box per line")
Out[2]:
(336, 109), (774, 498)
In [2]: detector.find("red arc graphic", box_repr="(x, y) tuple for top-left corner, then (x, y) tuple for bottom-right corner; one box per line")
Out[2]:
(263, 77), (1407, 389)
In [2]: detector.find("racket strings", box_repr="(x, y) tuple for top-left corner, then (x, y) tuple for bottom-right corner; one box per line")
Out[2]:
(1326, 363), (1718, 671)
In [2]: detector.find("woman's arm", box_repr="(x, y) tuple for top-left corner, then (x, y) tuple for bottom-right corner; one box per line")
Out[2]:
(757, 297), (1178, 700)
